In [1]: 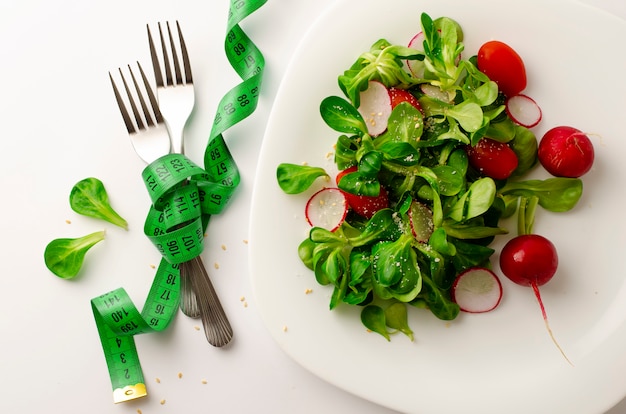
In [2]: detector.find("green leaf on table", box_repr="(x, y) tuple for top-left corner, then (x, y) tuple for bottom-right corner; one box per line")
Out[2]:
(70, 178), (128, 229)
(44, 231), (106, 279)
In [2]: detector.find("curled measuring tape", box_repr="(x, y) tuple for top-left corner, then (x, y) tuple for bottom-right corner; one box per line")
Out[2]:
(91, 0), (267, 403)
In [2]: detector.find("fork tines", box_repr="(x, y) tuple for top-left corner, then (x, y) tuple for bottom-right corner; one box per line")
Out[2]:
(147, 21), (193, 87)
(109, 62), (164, 134)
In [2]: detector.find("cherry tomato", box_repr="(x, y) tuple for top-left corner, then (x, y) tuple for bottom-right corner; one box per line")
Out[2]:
(477, 41), (527, 97)
(466, 138), (519, 180)
(336, 166), (389, 219)
(499, 234), (558, 287)
(389, 87), (423, 113)
(538, 126), (594, 178)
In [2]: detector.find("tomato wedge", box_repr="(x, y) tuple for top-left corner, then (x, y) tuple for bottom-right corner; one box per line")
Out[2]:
(389, 87), (423, 113)
(336, 166), (389, 219)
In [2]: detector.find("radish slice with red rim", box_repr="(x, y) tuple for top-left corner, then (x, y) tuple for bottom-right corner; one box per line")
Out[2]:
(357, 80), (393, 136)
(505, 94), (542, 128)
(305, 187), (348, 231)
(451, 267), (503, 313)
(408, 200), (433, 242)
(407, 32), (426, 78)
(420, 84), (455, 103)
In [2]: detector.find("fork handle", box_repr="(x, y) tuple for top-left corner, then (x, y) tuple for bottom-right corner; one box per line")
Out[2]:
(179, 262), (200, 318)
(188, 256), (233, 346)
(165, 121), (185, 154)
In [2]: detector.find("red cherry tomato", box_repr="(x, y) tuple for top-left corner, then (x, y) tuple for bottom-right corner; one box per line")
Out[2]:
(336, 166), (389, 219)
(538, 126), (594, 178)
(466, 138), (519, 180)
(388, 87), (423, 113)
(477, 41), (527, 97)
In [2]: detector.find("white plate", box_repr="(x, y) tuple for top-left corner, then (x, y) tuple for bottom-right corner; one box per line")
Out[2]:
(249, 0), (626, 413)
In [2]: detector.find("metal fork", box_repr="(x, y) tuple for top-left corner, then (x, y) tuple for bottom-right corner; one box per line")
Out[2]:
(147, 21), (233, 347)
(109, 63), (198, 319)
(109, 63), (170, 163)
(147, 21), (194, 154)
(109, 63), (233, 347)
(147, 21), (201, 320)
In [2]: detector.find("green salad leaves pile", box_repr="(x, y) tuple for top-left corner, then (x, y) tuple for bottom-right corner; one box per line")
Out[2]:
(277, 13), (582, 340)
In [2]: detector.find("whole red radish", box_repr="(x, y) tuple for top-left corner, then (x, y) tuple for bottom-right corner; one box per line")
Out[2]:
(499, 234), (571, 364)
(477, 41), (527, 97)
(466, 138), (519, 180)
(500, 234), (558, 287)
(538, 126), (594, 178)
(336, 166), (389, 219)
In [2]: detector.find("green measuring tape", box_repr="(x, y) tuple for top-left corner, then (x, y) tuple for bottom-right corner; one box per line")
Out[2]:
(91, 0), (267, 403)
(91, 260), (180, 402)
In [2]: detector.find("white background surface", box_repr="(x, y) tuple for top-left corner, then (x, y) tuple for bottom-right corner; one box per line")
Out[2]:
(0, 1), (624, 413)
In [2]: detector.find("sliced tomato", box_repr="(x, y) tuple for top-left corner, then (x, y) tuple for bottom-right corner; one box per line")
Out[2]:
(466, 138), (519, 180)
(336, 166), (389, 219)
(388, 87), (423, 113)
(477, 41), (527, 97)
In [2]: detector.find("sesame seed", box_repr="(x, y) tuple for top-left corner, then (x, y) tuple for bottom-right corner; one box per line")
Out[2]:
(178, 372), (183, 379)
(214, 262), (220, 269)
(221, 244), (227, 251)
(160, 399), (166, 405)
(155, 378), (161, 383)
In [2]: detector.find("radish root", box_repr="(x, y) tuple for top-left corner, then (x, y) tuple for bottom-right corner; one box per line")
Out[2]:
(531, 282), (574, 366)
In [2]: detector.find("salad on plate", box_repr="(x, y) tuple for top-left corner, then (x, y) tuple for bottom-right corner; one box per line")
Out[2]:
(276, 13), (593, 350)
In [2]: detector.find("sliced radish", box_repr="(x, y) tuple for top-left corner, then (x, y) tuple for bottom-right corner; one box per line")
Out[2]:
(305, 187), (348, 231)
(406, 31), (460, 78)
(451, 267), (503, 313)
(406, 32), (426, 78)
(420, 84), (455, 103)
(358, 80), (393, 137)
(505, 94), (542, 128)
(408, 200), (433, 242)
